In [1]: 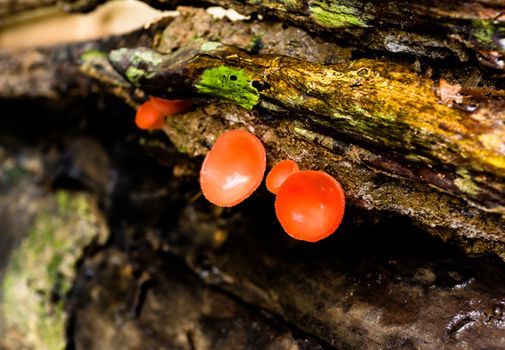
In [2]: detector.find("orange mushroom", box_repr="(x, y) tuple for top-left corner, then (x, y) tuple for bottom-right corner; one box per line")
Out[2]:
(135, 100), (165, 130)
(266, 159), (300, 195)
(149, 96), (192, 115)
(200, 129), (266, 207)
(135, 97), (192, 130)
(275, 170), (345, 242)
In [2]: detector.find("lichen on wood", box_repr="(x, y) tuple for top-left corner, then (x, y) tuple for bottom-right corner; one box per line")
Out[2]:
(0, 151), (108, 349)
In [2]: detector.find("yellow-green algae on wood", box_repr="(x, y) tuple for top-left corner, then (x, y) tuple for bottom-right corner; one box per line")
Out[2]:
(309, 0), (370, 28)
(258, 57), (505, 177)
(195, 65), (260, 110)
(1, 191), (108, 350)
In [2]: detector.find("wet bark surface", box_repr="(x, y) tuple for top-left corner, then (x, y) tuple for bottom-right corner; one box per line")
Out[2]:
(1, 8), (504, 259)
(0, 1), (504, 349)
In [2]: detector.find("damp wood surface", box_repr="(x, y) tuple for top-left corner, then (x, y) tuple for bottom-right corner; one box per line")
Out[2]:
(0, 8), (504, 259)
(0, 2), (504, 350)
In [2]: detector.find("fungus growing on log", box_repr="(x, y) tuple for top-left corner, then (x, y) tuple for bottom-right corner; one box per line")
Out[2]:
(149, 96), (192, 116)
(266, 159), (300, 195)
(135, 100), (165, 130)
(200, 129), (266, 207)
(135, 97), (192, 130)
(275, 170), (345, 242)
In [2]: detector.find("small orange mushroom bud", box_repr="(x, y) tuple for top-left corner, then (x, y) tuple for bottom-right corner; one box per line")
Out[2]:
(149, 96), (192, 115)
(135, 100), (165, 130)
(135, 97), (192, 131)
(200, 129), (266, 207)
(275, 170), (345, 242)
(266, 159), (300, 194)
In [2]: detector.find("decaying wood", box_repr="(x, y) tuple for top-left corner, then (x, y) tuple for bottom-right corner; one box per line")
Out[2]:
(0, 9), (503, 259)
(3, 0), (503, 69)
(93, 10), (505, 257)
(0, 23), (159, 102)
(107, 41), (505, 213)
(191, 0), (505, 69)
(0, 3), (504, 349)
(163, 195), (505, 350)
(156, 102), (505, 261)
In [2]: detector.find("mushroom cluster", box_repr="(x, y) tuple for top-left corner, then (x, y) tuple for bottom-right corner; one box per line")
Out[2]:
(199, 129), (346, 242)
(134, 101), (345, 241)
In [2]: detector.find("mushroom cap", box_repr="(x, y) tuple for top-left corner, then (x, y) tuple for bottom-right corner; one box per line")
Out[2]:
(266, 159), (300, 195)
(149, 96), (192, 115)
(275, 170), (345, 242)
(200, 129), (266, 207)
(135, 101), (165, 130)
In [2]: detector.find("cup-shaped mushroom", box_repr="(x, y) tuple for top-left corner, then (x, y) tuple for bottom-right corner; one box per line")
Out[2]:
(200, 129), (266, 207)
(149, 96), (192, 115)
(135, 101), (165, 130)
(275, 170), (345, 242)
(266, 159), (300, 194)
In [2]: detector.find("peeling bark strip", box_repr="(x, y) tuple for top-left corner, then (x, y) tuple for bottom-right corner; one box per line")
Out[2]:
(107, 42), (505, 214)
(2, 0), (503, 68)
(181, 0), (505, 68)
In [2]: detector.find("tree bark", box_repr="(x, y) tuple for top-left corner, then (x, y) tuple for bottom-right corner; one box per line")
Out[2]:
(0, 7), (503, 259)
(0, 2), (504, 350)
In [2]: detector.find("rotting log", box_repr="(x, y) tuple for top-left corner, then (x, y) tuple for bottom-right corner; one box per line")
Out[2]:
(0, 9), (504, 259)
(192, 0), (505, 69)
(0, 2), (504, 350)
(151, 102), (505, 261)
(107, 41), (505, 214)
(96, 12), (505, 258)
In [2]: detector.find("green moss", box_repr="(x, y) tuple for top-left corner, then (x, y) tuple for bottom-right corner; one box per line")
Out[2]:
(472, 20), (496, 47)
(109, 47), (163, 68)
(129, 48), (164, 66)
(310, 1), (369, 29)
(2, 191), (108, 350)
(195, 66), (260, 110)
(471, 19), (505, 53)
(454, 169), (480, 196)
(126, 66), (147, 87)
(80, 49), (106, 62)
